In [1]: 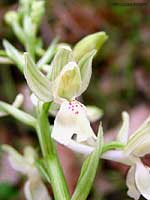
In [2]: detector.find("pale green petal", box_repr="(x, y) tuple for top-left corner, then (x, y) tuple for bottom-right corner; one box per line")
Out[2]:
(125, 117), (150, 155)
(86, 105), (103, 122)
(51, 100), (96, 146)
(102, 150), (135, 166)
(126, 165), (140, 200)
(133, 138), (150, 157)
(135, 160), (150, 200)
(24, 179), (51, 200)
(0, 94), (24, 117)
(50, 46), (74, 82)
(24, 53), (53, 102)
(53, 62), (81, 102)
(77, 50), (96, 95)
(117, 111), (129, 145)
(73, 32), (108, 62)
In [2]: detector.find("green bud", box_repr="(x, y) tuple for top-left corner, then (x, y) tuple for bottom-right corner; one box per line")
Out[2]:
(31, 1), (45, 29)
(5, 11), (18, 25)
(73, 32), (108, 62)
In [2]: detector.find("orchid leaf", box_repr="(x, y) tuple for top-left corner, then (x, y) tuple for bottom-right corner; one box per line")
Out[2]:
(3, 40), (24, 72)
(71, 123), (103, 200)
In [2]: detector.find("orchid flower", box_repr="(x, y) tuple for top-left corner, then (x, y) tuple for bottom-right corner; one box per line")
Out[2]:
(2, 145), (51, 200)
(24, 32), (108, 154)
(102, 113), (150, 200)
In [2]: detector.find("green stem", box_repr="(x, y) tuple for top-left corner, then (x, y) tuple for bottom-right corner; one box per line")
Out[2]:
(102, 141), (125, 154)
(36, 102), (70, 200)
(47, 156), (71, 200)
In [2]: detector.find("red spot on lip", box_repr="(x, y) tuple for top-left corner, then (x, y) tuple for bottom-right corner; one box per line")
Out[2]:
(75, 111), (79, 114)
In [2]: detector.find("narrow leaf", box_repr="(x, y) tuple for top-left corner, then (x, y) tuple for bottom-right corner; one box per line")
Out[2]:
(37, 38), (59, 68)
(0, 101), (36, 128)
(71, 124), (103, 200)
(24, 53), (53, 102)
(3, 40), (24, 72)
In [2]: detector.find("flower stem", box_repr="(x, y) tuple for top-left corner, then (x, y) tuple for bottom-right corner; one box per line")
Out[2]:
(36, 102), (70, 200)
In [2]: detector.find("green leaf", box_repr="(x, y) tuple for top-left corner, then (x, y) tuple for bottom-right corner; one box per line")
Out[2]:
(36, 159), (51, 184)
(0, 101), (36, 128)
(3, 40), (24, 72)
(24, 53), (53, 102)
(71, 124), (103, 200)
(73, 32), (108, 62)
(50, 46), (74, 81)
(77, 50), (96, 95)
(37, 37), (58, 68)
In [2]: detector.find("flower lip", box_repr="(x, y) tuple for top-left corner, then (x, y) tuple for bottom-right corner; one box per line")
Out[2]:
(51, 100), (97, 147)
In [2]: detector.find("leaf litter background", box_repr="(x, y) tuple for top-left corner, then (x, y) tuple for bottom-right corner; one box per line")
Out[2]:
(0, 0), (150, 199)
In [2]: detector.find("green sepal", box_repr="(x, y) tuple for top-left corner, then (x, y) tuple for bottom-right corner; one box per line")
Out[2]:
(73, 32), (108, 62)
(50, 46), (74, 81)
(24, 53), (53, 102)
(77, 50), (96, 95)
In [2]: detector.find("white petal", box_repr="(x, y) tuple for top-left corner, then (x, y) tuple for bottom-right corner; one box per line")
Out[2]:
(67, 140), (94, 155)
(117, 111), (129, 145)
(102, 150), (136, 166)
(51, 100), (96, 146)
(126, 165), (140, 200)
(125, 117), (150, 155)
(24, 179), (51, 200)
(133, 137), (150, 157)
(30, 93), (38, 106)
(2, 145), (37, 177)
(86, 105), (103, 122)
(135, 160), (150, 200)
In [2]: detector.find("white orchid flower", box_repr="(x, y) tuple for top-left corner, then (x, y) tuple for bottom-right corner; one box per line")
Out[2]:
(102, 113), (150, 200)
(24, 32), (108, 154)
(2, 145), (51, 200)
